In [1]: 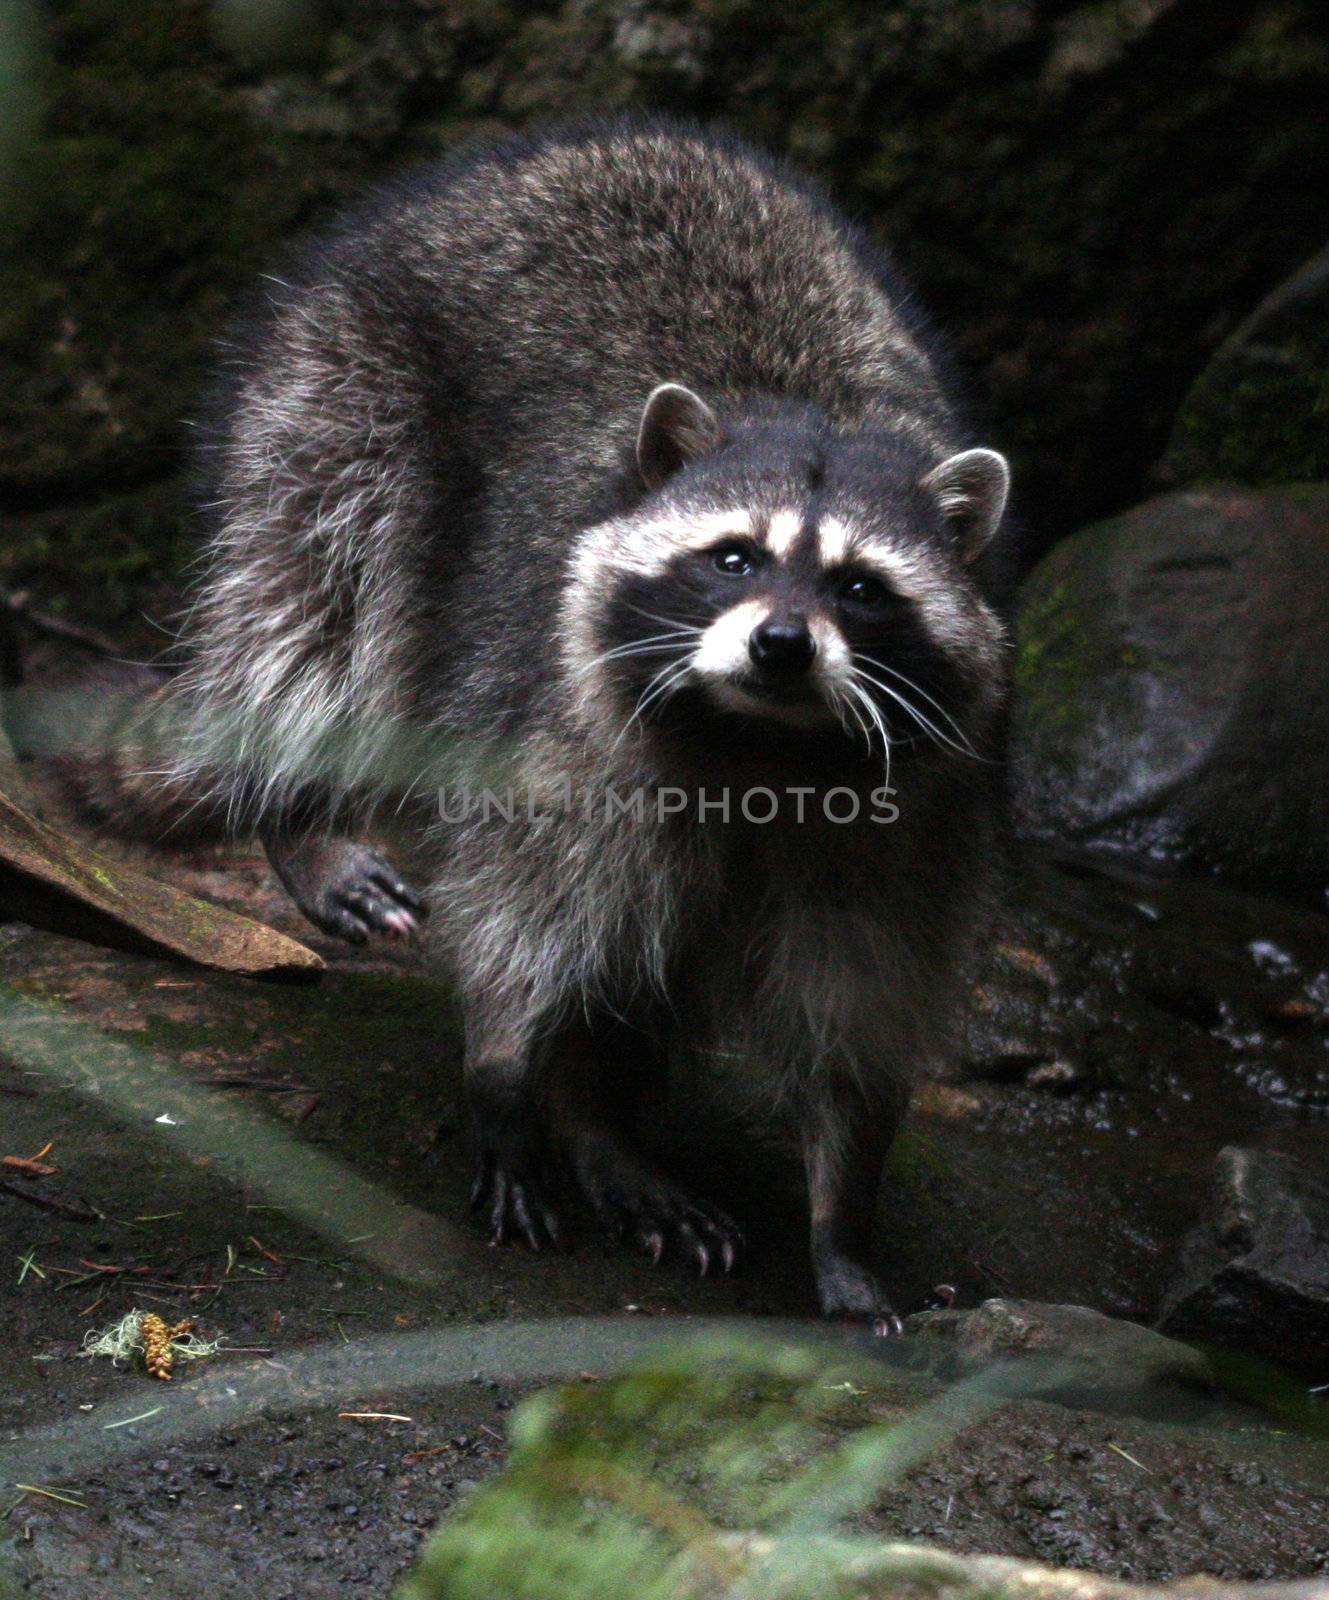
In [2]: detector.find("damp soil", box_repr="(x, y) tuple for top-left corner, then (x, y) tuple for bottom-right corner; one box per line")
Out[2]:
(2, 810), (1328, 1596)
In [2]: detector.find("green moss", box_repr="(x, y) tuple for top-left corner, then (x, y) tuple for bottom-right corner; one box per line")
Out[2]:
(139, 966), (461, 1197)
(143, 968), (456, 1062)
(0, 0), (390, 608)
(1161, 241), (1329, 487)
(0, 478), (189, 618)
(1012, 573), (1100, 751)
(1164, 326), (1329, 487)
(400, 1337), (905, 1600)
(884, 1129), (952, 1187)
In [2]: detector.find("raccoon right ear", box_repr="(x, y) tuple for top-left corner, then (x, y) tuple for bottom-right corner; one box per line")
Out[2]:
(920, 447), (1011, 563)
(637, 383), (723, 490)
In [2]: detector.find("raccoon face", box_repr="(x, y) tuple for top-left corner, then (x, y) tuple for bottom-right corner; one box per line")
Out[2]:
(568, 384), (1010, 761)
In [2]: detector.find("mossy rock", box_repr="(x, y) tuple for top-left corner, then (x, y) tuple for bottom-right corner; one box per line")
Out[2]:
(1161, 245), (1329, 488)
(1012, 486), (1329, 895)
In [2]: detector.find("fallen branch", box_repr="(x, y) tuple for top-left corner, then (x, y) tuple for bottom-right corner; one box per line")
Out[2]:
(2, 1153), (58, 1178)
(0, 786), (323, 982)
(0, 1179), (99, 1222)
(2, 590), (123, 660)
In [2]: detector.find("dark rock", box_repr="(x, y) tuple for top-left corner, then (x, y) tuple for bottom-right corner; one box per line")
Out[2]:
(1160, 244), (1329, 490)
(907, 1297), (1213, 1409)
(1012, 486), (1329, 894)
(1157, 1146), (1329, 1375)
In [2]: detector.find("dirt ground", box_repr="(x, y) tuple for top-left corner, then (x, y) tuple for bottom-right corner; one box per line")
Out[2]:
(3, 821), (1329, 1597)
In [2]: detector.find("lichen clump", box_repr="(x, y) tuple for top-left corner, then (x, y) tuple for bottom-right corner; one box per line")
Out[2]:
(80, 1309), (221, 1379)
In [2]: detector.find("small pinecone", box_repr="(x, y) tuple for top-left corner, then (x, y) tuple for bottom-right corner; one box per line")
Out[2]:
(139, 1314), (191, 1380)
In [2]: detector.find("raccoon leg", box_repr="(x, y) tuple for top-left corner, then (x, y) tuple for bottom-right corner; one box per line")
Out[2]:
(465, 1005), (567, 1252)
(549, 1016), (745, 1275)
(802, 1069), (909, 1337)
(261, 823), (425, 945)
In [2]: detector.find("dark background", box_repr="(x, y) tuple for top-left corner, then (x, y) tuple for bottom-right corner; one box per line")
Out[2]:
(3, 0), (1328, 626)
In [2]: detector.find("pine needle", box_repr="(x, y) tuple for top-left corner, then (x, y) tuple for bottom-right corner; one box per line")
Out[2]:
(1106, 1441), (1151, 1473)
(102, 1406), (165, 1429)
(14, 1484), (87, 1508)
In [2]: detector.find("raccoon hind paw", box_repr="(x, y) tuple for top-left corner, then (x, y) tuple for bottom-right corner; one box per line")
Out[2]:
(569, 1131), (745, 1276)
(813, 1249), (904, 1338)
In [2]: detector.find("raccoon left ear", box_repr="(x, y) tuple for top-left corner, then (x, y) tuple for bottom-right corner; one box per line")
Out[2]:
(920, 447), (1010, 562)
(637, 383), (723, 490)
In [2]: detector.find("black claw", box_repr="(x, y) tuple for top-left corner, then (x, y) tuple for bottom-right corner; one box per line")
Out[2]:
(488, 1170), (509, 1246)
(571, 1140), (744, 1277)
(319, 854), (426, 944)
(324, 898), (370, 941)
(512, 1187), (542, 1251)
(474, 1153), (565, 1256)
(337, 888), (418, 940)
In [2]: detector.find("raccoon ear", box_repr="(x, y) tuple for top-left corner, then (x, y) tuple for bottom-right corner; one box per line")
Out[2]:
(921, 447), (1010, 562)
(637, 383), (723, 490)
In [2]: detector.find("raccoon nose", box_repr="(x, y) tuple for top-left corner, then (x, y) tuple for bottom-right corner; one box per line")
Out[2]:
(749, 617), (815, 675)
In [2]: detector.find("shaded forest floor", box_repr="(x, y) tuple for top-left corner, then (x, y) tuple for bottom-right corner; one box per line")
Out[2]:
(3, 790), (1329, 1595)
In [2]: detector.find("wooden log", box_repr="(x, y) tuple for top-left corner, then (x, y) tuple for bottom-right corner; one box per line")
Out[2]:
(0, 787), (322, 983)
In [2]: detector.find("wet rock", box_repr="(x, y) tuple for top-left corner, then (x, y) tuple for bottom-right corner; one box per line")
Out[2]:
(907, 1297), (1213, 1409)
(1012, 486), (1329, 894)
(1157, 1146), (1329, 1375)
(937, 849), (1329, 1315)
(1160, 244), (1329, 490)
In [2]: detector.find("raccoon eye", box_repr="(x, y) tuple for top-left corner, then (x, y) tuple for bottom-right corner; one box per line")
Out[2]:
(840, 573), (890, 608)
(712, 543), (759, 577)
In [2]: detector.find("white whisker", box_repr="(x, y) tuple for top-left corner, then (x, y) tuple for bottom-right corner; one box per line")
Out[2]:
(624, 603), (709, 633)
(576, 631), (700, 678)
(634, 658), (694, 722)
(610, 653), (695, 753)
(864, 657), (984, 755)
(851, 660), (980, 762)
(845, 677), (892, 788)
(828, 678), (872, 750)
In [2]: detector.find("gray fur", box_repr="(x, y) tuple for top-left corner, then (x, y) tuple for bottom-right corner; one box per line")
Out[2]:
(164, 118), (1013, 1322)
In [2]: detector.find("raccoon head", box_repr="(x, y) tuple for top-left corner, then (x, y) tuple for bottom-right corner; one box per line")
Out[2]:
(567, 383), (1010, 764)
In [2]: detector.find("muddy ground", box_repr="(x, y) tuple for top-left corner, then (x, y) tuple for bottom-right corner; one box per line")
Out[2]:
(2, 810), (1329, 1597)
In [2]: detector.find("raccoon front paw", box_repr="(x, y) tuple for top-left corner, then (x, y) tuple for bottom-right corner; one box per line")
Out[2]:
(570, 1135), (744, 1275)
(305, 845), (426, 945)
(813, 1248), (904, 1339)
(469, 1151), (566, 1253)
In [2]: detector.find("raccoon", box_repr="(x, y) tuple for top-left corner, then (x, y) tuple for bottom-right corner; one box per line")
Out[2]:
(169, 118), (1014, 1330)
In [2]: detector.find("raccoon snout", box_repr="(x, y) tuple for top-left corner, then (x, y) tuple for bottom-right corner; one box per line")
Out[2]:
(749, 616), (815, 676)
